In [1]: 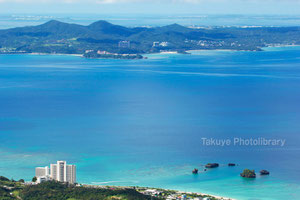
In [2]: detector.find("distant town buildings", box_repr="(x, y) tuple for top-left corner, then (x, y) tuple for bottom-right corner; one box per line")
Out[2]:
(141, 189), (213, 200)
(152, 41), (169, 47)
(153, 42), (160, 47)
(160, 42), (169, 47)
(85, 50), (93, 54)
(118, 40), (131, 48)
(97, 50), (112, 55)
(35, 161), (76, 184)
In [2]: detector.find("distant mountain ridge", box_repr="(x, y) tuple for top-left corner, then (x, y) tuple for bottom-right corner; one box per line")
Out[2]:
(0, 20), (300, 56)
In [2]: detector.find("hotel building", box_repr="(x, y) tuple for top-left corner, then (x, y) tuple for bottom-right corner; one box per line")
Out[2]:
(35, 161), (76, 184)
(35, 166), (50, 177)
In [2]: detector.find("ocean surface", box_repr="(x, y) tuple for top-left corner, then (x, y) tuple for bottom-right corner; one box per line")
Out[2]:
(1, 47), (300, 200)
(1, 14), (300, 29)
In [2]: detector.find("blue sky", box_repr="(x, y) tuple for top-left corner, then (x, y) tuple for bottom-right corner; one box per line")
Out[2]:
(0, 0), (299, 15)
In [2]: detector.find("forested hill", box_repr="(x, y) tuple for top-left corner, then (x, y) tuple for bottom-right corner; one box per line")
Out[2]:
(0, 176), (157, 200)
(0, 20), (300, 55)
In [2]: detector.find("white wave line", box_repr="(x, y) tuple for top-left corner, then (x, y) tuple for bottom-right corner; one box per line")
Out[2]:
(126, 69), (300, 79)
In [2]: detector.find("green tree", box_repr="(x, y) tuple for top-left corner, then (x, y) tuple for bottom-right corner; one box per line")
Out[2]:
(32, 177), (37, 182)
(240, 169), (256, 178)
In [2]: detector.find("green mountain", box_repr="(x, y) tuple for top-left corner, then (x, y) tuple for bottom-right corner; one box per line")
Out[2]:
(0, 20), (300, 55)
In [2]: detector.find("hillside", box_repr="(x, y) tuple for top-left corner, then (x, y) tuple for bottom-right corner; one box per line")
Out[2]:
(0, 20), (300, 56)
(0, 176), (157, 200)
(0, 175), (229, 200)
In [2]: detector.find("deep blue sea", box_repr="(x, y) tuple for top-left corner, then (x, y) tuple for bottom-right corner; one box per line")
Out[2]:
(1, 47), (300, 200)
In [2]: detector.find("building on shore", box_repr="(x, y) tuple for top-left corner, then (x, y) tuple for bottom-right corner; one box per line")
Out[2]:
(160, 42), (169, 47)
(35, 161), (76, 184)
(153, 41), (169, 47)
(36, 176), (51, 184)
(97, 50), (112, 55)
(35, 166), (50, 177)
(35, 166), (51, 183)
(153, 42), (160, 47)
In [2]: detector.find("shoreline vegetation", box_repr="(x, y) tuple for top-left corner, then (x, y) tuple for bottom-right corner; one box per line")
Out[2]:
(82, 184), (235, 200)
(1, 20), (300, 59)
(2, 161), (270, 200)
(1, 44), (299, 60)
(0, 176), (235, 200)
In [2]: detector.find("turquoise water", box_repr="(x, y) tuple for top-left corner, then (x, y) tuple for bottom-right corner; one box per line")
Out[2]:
(1, 47), (300, 199)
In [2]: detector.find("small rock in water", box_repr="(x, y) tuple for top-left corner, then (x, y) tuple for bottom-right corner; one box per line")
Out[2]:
(205, 163), (219, 168)
(260, 170), (270, 175)
(240, 169), (256, 178)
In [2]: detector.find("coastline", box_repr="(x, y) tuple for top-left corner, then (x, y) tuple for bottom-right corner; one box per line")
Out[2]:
(157, 48), (261, 56)
(28, 53), (83, 57)
(187, 49), (261, 53)
(0, 52), (83, 57)
(1, 175), (237, 200)
(265, 44), (300, 48)
(0, 48), (257, 59)
(1, 45), (299, 60)
(81, 184), (236, 200)
(159, 45), (300, 55)
(159, 51), (179, 54)
(1, 47), (300, 200)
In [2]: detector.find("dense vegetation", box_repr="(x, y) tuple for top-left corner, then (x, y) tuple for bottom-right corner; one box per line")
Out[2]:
(0, 176), (23, 200)
(0, 20), (300, 57)
(0, 175), (231, 200)
(205, 163), (219, 168)
(240, 169), (256, 178)
(20, 181), (156, 200)
(0, 176), (157, 200)
(84, 51), (144, 59)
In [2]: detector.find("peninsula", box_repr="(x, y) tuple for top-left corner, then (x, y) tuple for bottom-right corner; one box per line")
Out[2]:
(0, 20), (300, 59)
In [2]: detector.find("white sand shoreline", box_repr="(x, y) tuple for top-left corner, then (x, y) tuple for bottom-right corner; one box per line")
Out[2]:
(265, 44), (300, 48)
(28, 52), (83, 57)
(82, 183), (237, 200)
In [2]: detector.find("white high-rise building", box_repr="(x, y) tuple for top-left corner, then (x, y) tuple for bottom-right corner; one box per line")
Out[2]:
(57, 161), (66, 182)
(50, 161), (76, 184)
(35, 166), (51, 184)
(66, 165), (76, 184)
(35, 166), (50, 177)
(36, 161), (76, 184)
(50, 163), (58, 180)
